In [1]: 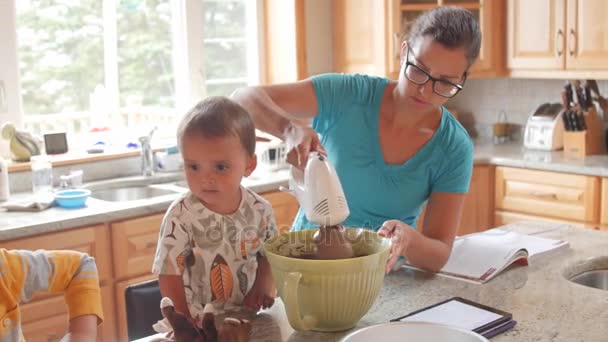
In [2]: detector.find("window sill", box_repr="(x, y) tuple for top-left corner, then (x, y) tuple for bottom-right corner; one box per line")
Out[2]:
(6, 148), (152, 173)
(7, 132), (277, 173)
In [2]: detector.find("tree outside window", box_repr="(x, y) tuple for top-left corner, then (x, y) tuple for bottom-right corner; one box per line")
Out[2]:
(15, 0), (258, 140)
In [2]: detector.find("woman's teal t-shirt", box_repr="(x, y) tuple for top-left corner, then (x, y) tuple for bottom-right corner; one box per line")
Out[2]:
(291, 73), (474, 231)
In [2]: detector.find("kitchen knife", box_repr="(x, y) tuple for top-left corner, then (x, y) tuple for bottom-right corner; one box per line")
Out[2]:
(562, 110), (571, 131)
(564, 82), (573, 108)
(577, 111), (587, 131)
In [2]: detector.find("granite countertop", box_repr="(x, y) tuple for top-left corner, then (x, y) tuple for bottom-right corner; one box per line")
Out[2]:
(474, 141), (608, 177)
(2, 141), (608, 242)
(135, 221), (608, 342)
(0, 168), (291, 241)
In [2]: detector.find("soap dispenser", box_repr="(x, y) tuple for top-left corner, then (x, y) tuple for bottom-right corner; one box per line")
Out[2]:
(0, 156), (9, 201)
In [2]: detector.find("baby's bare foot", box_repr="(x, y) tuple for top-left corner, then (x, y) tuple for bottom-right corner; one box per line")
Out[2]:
(218, 318), (251, 342)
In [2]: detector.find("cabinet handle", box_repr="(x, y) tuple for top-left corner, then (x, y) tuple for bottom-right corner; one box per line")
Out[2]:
(528, 191), (557, 200)
(568, 28), (576, 56)
(556, 29), (564, 56)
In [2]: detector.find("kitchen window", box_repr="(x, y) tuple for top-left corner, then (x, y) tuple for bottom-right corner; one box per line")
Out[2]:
(9, 0), (261, 142)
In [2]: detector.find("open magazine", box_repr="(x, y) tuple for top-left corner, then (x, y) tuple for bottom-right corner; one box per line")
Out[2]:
(404, 224), (570, 284)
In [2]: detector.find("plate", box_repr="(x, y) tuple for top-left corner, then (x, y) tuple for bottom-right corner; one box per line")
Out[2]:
(341, 322), (489, 342)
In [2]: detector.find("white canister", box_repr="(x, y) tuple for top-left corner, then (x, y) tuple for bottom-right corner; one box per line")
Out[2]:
(0, 156), (9, 201)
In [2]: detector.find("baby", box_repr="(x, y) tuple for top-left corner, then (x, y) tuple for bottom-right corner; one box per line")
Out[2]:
(152, 96), (278, 340)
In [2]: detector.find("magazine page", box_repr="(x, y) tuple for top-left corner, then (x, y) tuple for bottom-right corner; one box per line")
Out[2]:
(439, 234), (528, 282)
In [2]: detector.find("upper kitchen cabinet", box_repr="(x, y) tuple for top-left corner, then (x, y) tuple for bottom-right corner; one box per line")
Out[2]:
(333, 0), (506, 79)
(508, 0), (608, 78)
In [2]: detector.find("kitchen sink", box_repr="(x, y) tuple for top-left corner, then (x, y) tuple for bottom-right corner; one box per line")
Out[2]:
(569, 270), (608, 290)
(564, 256), (608, 291)
(90, 186), (179, 202)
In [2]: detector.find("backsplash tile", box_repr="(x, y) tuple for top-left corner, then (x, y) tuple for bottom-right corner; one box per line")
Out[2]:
(447, 78), (608, 139)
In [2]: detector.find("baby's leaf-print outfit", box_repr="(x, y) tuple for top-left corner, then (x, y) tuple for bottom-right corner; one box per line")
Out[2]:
(152, 186), (277, 318)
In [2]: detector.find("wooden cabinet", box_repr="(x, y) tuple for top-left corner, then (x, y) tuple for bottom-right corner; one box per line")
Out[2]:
(334, 0), (506, 79)
(262, 190), (300, 234)
(111, 213), (164, 281)
(495, 166), (601, 223)
(7, 224), (114, 342)
(21, 287), (115, 342)
(3, 224), (112, 282)
(508, 0), (608, 77)
(417, 165), (494, 235)
(565, 0), (608, 70)
(459, 165), (495, 235)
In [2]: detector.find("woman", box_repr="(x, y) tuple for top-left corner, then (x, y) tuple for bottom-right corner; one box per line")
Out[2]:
(232, 7), (480, 273)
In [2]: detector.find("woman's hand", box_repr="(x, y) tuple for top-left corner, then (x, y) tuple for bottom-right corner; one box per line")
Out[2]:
(378, 220), (414, 274)
(283, 124), (326, 169)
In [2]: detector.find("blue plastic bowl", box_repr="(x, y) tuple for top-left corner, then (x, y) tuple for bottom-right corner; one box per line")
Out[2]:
(54, 189), (91, 208)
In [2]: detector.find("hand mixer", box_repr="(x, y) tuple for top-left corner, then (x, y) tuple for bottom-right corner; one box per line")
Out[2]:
(282, 152), (354, 259)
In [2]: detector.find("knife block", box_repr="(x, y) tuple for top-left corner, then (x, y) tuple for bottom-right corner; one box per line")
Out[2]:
(563, 107), (606, 157)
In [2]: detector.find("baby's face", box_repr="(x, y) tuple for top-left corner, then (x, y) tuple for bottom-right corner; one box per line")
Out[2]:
(181, 133), (256, 214)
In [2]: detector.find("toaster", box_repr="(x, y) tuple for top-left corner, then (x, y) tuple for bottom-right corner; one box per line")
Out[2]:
(524, 103), (565, 151)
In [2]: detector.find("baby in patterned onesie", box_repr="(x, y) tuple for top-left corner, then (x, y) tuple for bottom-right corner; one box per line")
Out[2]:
(152, 96), (278, 337)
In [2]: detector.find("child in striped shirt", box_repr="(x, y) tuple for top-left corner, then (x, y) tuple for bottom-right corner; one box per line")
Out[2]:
(0, 249), (104, 342)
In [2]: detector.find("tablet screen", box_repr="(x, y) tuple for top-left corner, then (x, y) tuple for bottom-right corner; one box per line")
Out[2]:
(398, 299), (504, 330)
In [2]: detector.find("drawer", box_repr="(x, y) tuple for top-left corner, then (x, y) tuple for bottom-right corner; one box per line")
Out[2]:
(495, 167), (600, 223)
(21, 285), (114, 342)
(3, 224), (112, 282)
(262, 191), (300, 234)
(602, 178), (608, 225)
(494, 210), (604, 230)
(111, 213), (164, 280)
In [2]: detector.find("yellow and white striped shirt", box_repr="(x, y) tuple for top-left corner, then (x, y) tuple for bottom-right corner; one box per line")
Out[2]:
(0, 249), (104, 342)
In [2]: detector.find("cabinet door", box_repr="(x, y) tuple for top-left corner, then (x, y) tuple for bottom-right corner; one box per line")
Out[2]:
(263, 191), (300, 234)
(495, 167), (600, 223)
(565, 0), (608, 70)
(417, 165), (494, 236)
(111, 213), (164, 281)
(458, 165), (494, 235)
(508, 0), (566, 70)
(20, 285), (114, 342)
(2, 224), (112, 282)
(115, 274), (158, 342)
(333, 0), (393, 76)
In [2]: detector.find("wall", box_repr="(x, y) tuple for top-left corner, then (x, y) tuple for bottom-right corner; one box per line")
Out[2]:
(0, 0), (23, 158)
(447, 79), (608, 139)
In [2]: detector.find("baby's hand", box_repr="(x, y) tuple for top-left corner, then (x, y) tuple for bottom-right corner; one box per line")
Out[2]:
(243, 256), (275, 312)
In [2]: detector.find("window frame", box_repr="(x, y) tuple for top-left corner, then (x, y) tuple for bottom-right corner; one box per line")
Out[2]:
(1, 0), (263, 137)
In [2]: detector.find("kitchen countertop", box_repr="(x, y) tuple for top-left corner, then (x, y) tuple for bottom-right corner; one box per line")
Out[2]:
(474, 141), (608, 177)
(135, 221), (608, 342)
(0, 168), (291, 241)
(2, 141), (608, 242)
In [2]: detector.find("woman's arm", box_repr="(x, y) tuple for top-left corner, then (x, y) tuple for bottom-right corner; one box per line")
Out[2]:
(380, 192), (466, 272)
(231, 80), (318, 140)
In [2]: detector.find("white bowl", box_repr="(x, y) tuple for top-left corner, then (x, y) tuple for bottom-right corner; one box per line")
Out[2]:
(341, 322), (489, 342)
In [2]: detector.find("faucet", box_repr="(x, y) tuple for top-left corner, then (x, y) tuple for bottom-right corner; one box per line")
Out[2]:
(139, 127), (157, 176)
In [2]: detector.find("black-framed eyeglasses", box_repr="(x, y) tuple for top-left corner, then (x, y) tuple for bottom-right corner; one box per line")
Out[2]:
(403, 47), (466, 98)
